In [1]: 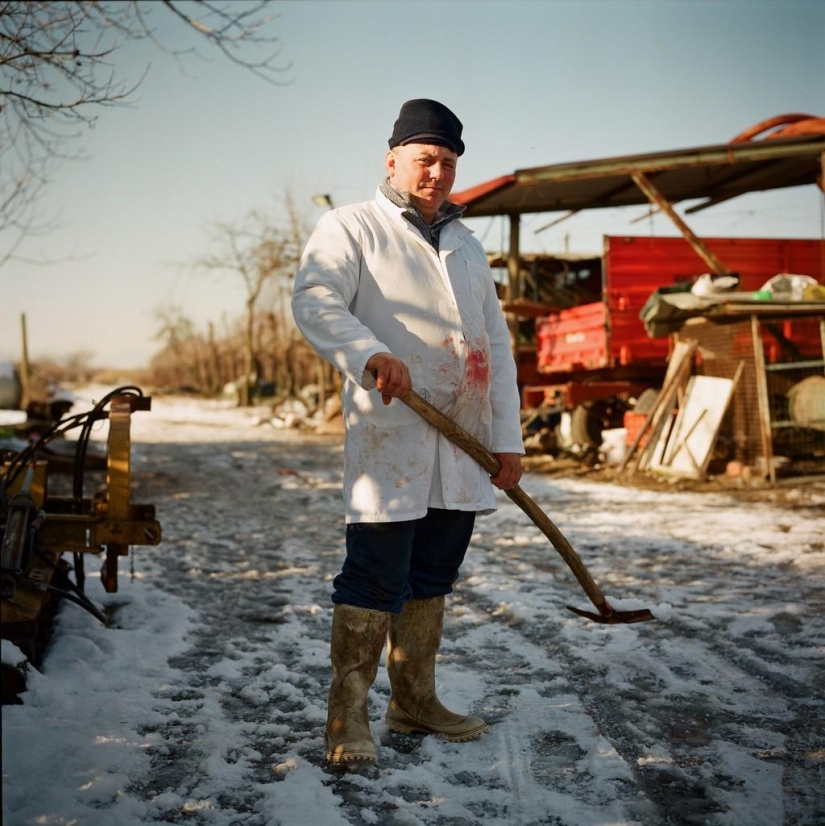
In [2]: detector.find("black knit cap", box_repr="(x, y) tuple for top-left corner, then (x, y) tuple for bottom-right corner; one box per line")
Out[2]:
(388, 99), (465, 156)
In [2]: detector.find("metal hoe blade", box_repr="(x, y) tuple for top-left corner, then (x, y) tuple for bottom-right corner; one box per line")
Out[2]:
(567, 602), (656, 624)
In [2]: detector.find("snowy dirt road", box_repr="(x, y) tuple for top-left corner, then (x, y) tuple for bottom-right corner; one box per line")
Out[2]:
(3, 392), (825, 826)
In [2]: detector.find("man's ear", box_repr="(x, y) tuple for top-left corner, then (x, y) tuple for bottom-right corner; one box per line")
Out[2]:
(384, 149), (396, 177)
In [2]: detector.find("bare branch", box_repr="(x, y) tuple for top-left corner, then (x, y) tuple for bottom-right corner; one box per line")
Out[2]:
(0, 1), (291, 264)
(187, 194), (310, 405)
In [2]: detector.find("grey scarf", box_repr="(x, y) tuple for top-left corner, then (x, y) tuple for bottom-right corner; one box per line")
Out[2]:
(380, 180), (465, 251)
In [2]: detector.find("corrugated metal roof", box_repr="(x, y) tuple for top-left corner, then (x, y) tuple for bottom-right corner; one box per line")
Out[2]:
(451, 131), (825, 217)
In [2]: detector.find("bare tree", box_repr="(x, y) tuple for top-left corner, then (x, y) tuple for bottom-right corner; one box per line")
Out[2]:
(0, 1), (290, 265)
(193, 197), (308, 406)
(62, 347), (96, 383)
(145, 194), (314, 403)
(152, 304), (198, 389)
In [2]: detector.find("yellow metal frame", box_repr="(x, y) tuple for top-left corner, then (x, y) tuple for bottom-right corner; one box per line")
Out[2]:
(1, 394), (162, 653)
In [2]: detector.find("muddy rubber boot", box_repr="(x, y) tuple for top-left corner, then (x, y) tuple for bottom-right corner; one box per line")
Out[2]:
(385, 596), (488, 741)
(326, 604), (390, 764)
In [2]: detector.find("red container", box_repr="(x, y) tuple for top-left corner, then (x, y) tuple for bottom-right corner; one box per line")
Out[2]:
(623, 410), (650, 449)
(536, 236), (824, 379)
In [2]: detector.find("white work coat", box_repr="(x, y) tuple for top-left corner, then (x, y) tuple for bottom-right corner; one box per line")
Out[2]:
(292, 188), (523, 523)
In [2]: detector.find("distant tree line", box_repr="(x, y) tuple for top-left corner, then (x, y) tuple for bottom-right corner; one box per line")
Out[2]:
(146, 306), (334, 405)
(11, 193), (335, 412)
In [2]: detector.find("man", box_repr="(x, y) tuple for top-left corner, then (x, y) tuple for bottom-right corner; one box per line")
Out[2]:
(292, 99), (524, 765)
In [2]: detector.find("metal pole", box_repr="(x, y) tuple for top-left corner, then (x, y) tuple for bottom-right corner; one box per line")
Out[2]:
(19, 313), (30, 411)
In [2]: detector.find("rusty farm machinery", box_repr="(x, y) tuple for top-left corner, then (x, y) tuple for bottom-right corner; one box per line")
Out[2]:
(1, 387), (161, 699)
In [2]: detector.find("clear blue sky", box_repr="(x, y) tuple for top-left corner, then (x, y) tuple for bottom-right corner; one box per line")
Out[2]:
(2, 0), (824, 369)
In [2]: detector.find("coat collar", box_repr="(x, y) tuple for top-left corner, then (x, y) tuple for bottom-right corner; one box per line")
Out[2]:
(374, 187), (474, 250)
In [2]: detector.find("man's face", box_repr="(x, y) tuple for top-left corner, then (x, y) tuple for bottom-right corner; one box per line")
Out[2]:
(385, 143), (458, 221)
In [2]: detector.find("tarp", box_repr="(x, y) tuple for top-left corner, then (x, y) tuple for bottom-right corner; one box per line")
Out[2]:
(639, 288), (825, 337)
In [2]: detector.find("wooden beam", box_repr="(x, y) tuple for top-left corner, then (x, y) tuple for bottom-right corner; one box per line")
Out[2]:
(516, 137), (825, 185)
(631, 171), (731, 276)
(684, 191), (746, 214)
(820, 149), (825, 192)
(507, 213), (520, 303)
(534, 209), (580, 234)
(506, 214), (521, 358)
(751, 315), (776, 485)
(629, 205), (661, 224)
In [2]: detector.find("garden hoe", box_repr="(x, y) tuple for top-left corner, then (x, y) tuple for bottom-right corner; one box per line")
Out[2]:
(401, 389), (655, 625)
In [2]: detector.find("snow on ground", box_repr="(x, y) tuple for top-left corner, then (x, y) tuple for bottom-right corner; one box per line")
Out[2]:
(3, 387), (824, 825)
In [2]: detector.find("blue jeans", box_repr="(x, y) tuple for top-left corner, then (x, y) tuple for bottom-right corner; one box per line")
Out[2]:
(332, 508), (477, 613)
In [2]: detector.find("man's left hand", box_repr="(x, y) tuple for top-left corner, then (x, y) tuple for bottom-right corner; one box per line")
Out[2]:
(490, 453), (522, 490)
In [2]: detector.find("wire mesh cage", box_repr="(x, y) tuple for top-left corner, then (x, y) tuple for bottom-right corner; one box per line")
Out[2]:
(678, 314), (825, 479)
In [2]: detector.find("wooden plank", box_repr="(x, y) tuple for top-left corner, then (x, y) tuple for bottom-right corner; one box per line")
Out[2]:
(631, 171), (731, 276)
(663, 407), (707, 470)
(629, 339), (699, 471)
(618, 339), (692, 470)
(651, 376), (734, 478)
(751, 315), (775, 483)
(534, 209), (580, 234)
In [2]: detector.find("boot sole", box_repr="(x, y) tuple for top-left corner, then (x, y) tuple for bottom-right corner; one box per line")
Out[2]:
(386, 720), (489, 742)
(325, 733), (378, 764)
(326, 751), (377, 764)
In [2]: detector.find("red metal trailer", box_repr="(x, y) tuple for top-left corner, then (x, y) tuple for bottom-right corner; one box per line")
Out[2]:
(522, 236), (824, 445)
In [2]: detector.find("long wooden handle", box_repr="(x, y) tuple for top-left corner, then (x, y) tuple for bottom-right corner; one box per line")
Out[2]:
(400, 389), (607, 609)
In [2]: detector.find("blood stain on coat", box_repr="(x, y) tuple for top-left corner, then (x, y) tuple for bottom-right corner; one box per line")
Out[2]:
(465, 348), (490, 388)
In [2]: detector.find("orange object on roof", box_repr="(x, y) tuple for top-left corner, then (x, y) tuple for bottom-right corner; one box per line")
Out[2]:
(729, 114), (825, 143)
(450, 174), (514, 206)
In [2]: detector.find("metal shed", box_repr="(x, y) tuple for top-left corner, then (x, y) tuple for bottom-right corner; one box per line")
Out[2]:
(451, 119), (825, 291)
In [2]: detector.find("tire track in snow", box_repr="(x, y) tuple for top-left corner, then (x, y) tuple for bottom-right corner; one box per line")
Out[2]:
(463, 481), (825, 826)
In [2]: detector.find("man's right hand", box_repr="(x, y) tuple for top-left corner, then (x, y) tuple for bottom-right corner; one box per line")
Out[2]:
(365, 353), (412, 405)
